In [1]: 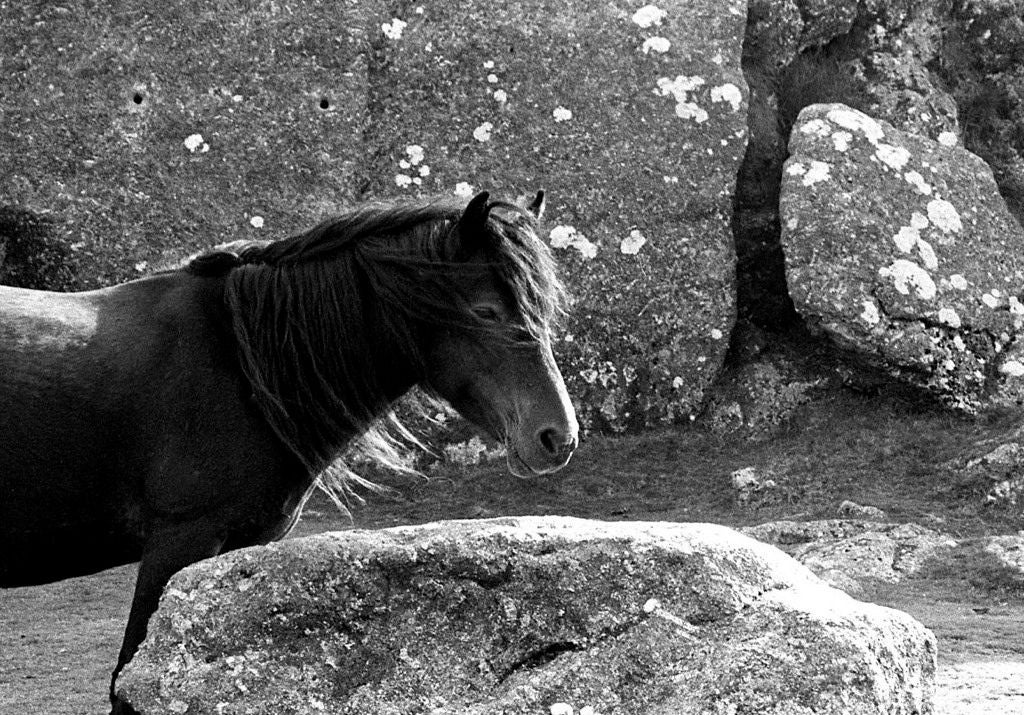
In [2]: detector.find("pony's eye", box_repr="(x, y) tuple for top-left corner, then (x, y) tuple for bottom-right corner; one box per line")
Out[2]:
(472, 305), (504, 322)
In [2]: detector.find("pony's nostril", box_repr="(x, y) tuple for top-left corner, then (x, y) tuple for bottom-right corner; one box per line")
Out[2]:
(537, 427), (574, 459)
(539, 427), (558, 456)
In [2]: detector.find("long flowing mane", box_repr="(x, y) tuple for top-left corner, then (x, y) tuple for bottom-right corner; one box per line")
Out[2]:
(186, 196), (566, 504)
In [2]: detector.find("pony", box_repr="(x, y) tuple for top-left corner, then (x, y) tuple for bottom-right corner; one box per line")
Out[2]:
(0, 191), (578, 714)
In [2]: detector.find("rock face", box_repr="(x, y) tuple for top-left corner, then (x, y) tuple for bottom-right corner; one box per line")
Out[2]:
(118, 517), (936, 715)
(781, 103), (1024, 411)
(746, 519), (957, 596)
(737, 0), (957, 328)
(1, 1), (746, 432)
(366, 1), (745, 432)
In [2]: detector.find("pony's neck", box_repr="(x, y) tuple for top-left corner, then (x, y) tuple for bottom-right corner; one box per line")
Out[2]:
(223, 260), (424, 472)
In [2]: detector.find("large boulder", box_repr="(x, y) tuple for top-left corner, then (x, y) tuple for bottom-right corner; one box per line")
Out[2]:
(1, 1), (746, 432)
(117, 517), (936, 714)
(737, 0), (956, 328)
(781, 103), (1024, 411)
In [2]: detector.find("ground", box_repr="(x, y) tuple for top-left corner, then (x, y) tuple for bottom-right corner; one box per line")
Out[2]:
(3, 390), (1024, 714)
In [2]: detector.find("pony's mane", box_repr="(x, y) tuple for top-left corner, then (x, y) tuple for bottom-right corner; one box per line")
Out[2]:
(187, 196), (566, 507)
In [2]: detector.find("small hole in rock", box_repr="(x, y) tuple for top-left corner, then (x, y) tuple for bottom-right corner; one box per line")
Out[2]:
(319, 97), (330, 110)
(132, 92), (144, 105)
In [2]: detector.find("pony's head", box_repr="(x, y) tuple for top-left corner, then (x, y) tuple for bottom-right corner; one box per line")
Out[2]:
(194, 190), (578, 483)
(423, 191), (578, 476)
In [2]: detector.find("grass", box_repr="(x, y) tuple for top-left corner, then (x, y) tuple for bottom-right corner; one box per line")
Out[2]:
(4, 387), (1024, 713)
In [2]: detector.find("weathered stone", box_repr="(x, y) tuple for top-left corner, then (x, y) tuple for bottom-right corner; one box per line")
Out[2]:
(982, 534), (1024, 581)
(946, 433), (1024, 507)
(838, 500), (888, 521)
(118, 517), (936, 714)
(366, 1), (745, 432)
(0, 1), (743, 433)
(781, 103), (1024, 411)
(737, 0), (956, 328)
(745, 519), (957, 595)
(0, 2), (380, 283)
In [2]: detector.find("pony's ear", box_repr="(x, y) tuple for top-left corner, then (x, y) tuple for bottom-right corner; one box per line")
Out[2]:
(459, 191), (491, 233)
(455, 191), (493, 259)
(527, 190), (546, 220)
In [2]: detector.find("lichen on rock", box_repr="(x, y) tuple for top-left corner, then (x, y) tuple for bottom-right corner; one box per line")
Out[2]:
(781, 102), (1024, 411)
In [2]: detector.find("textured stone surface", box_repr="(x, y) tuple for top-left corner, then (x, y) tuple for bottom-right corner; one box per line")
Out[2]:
(781, 103), (1024, 411)
(118, 517), (936, 715)
(737, 0), (955, 328)
(366, 1), (745, 431)
(0, 0), (375, 285)
(1, 0), (745, 433)
(745, 519), (957, 595)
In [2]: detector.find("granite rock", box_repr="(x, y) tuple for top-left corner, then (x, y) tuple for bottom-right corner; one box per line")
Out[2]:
(781, 103), (1024, 411)
(118, 517), (936, 715)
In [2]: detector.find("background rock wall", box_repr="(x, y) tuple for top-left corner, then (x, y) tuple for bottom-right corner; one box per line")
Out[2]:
(0, 0), (747, 433)
(7, 0), (1024, 432)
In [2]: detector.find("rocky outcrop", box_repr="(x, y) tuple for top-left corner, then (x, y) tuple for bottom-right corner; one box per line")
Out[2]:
(746, 519), (957, 596)
(781, 103), (1024, 411)
(117, 517), (936, 714)
(0, 1), (746, 431)
(367, 1), (746, 432)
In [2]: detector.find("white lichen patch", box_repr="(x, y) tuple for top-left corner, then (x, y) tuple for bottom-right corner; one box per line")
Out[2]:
(802, 161), (831, 186)
(183, 133), (209, 153)
(381, 18), (408, 40)
(916, 238), (938, 270)
(786, 162), (806, 177)
(395, 174), (413, 188)
(642, 36), (671, 54)
(249, 215), (264, 229)
(938, 131), (958, 147)
(953, 334), (966, 351)
(656, 75), (708, 123)
(938, 307), (962, 328)
(827, 107), (885, 145)
(549, 225), (597, 259)
(874, 143), (911, 171)
(710, 83), (743, 112)
(860, 299), (881, 326)
(904, 170), (932, 195)
(553, 106), (573, 122)
(675, 102), (708, 123)
(405, 144), (425, 165)
(493, 89), (508, 103)
(549, 704), (573, 715)
(927, 199), (962, 233)
(632, 4), (667, 27)
(486, 73), (499, 84)
(879, 259), (937, 300)
(983, 292), (1001, 309)
(1001, 360), (1024, 377)
(1010, 296), (1024, 315)
(893, 226), (919, 253)
(831, 130), (853, 151)
(454, 182), (474, 197)
(472, 122), (493, 142)
(710, 328), (724, 340)
(620, 229), (647, 255)
(910, 211), (929, 230)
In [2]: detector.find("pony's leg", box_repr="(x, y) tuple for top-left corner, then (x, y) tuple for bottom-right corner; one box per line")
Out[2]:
(109, 521), (225, 715)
